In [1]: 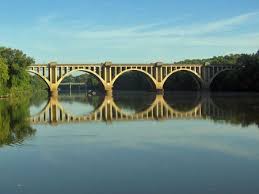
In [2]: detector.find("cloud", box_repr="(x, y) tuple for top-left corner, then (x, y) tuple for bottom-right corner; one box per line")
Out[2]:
(3, 11), (259, 62)
(71, 11), (259, 39)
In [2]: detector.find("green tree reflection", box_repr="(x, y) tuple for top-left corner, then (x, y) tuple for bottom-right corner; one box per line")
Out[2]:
(0, 97), (35, 146)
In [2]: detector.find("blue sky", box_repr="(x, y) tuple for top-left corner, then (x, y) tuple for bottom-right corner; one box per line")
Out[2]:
(0, 0), (259, 63)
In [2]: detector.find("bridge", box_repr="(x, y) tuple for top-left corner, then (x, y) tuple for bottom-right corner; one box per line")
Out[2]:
(29, 94), (229, 125)
(28, 62), (235, 96)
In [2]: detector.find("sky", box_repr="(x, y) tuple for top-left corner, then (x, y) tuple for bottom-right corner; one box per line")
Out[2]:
(0, 0), (259, 63)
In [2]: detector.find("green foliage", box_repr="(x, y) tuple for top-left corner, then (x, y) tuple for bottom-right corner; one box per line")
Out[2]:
(30, 75), (49, 90)
(176, 54), (241, 66)
(0, 57), (9, 95)
(0, 47), (34, 95)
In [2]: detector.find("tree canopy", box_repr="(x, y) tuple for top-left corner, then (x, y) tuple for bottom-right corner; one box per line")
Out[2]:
(175, 54), (241, 66)
(0, 47), (34, 95)
(0, 57), (9, 95)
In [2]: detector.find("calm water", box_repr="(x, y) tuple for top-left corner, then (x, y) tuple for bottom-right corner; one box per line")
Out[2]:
(1, 92), (259, 194)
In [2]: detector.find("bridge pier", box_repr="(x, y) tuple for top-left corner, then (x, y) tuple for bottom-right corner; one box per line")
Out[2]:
(105, 89), (113, 96)
(156, 88), (164, 95)
(105, 83), (113, 96)
(50, 90), (58, 97)
(50, 84), (59, 97)
(201, 82), (210, 91)
(156, 83), (164, 95)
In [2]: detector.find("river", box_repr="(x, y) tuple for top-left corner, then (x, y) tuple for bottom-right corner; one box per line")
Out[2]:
(1, 91), (259, 194)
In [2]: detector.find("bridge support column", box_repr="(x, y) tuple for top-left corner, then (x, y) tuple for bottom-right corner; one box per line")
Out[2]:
(105, 83), (113, 96)
(156, 83), (164, 95)
(156, 88), (164, 95)
(105, 89), (113, 97)
(201, 81), (210, 91)
(48, 62), (59, 97)
(49, 95), (59, 125)
(50, 84), (59, 97)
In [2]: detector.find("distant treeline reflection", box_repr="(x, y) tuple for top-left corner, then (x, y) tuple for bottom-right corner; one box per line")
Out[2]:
(210, 94), (259, 127)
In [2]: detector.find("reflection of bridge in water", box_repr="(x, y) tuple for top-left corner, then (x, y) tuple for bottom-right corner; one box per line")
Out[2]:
(30, 94), (227, 125)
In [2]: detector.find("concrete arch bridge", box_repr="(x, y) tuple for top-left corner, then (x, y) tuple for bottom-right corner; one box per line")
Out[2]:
(28, 62), (235, 95)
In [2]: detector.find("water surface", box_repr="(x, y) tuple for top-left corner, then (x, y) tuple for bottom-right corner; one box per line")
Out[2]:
(1, 92), (259, 194)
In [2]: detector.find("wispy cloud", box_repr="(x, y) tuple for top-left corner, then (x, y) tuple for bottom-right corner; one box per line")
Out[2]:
(70, 11), (259, 39)
(4, 11), (259, 63)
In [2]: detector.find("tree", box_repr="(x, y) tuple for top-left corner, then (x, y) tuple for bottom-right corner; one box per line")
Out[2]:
(0, 57), (9, 95)
(0, 47), (34, 93)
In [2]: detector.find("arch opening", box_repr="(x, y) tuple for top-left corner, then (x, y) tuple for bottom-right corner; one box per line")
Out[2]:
(29, 97), (50, 118)
(113, 70), (156, 92)
(58, 94), (104, 117)
(164, 92), (201, 112)
(58, 70), (105, 95)
(28, 71), (50, 110)
(163, 70), (202, 92)
(28, 71), (50, 91)
(210, 70), (236, 91)
(113, 93), (156, 115)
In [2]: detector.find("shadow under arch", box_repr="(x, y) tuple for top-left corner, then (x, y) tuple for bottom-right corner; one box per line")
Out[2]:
(113, 93), (156, 115)
(27, 70), (51, 91)
(56, 69), (106, 90)
(209, 69), (234, 91)
(113, 94), (202, 120)
(162, 69), (202, 91)
(112, 69), (157, 91)
(164, 92), (202, 112)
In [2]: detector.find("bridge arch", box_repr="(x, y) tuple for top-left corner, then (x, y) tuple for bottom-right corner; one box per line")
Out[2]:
(27, 70), (51, 90)
(164, 92), (201, 112)
(111, 69), (157, 90)
(56, 69), (106, 89)
(162, 69), (203, 90)
(208, 69), (234, 88)
(29, 97), (51, 119)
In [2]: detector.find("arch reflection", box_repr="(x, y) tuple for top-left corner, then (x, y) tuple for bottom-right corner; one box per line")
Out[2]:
(29, 93), (206, 125)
